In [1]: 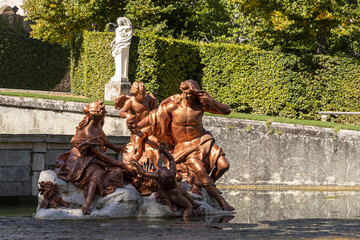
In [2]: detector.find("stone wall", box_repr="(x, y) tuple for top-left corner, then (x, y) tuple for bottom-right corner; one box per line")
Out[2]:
(204, 116), (360, 186)
(0, 95), (128, 136)
(0, 134), (129, 197)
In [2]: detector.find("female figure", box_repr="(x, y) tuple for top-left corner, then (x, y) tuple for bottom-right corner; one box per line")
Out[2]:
(110, 17), (132, 81)
(54, 101), (131, 214)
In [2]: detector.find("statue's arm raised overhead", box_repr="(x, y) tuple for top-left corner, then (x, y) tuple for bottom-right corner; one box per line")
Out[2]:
(197, 91), (231, 115)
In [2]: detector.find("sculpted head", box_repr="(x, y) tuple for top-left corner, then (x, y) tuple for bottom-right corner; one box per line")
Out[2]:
(83, 101), (106, 121)
(180, 80), (201, 104)
(117, 17), (131, 26)
(126, 115), (138, 134)
(130, 82), (146, 102)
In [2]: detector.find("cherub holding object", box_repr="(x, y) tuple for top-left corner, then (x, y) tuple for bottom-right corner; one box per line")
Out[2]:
(115, 82), (158, 122)
(131, 146), (200, 219)
(122, 114), (160, 166)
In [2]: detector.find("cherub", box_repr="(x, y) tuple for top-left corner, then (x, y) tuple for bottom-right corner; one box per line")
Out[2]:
(115, 81), (158, 122)
(122, 114), (160, 166)
(130, 146), (201, 219)
(38, 181), (68, 209)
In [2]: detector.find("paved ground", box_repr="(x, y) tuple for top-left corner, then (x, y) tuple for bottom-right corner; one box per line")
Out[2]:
(1, 216), (360, 239)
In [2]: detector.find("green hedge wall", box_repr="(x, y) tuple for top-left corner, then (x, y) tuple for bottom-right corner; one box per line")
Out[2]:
(134, 35), (202, 101)
(72, 32), (360, 123)
(200, 44), (360, 122)
(0, 17), (69, 90)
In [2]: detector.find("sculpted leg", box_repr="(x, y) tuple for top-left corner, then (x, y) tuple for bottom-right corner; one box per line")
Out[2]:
(187, 158), (234, 211)
(204, 184), (234, 211)
(210, 155), (230, 183)
(170, 194), (193, 220)
(82, 181), (97, 215)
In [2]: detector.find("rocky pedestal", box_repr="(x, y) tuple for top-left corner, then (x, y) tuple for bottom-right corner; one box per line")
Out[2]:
(35, 170), (230, 220)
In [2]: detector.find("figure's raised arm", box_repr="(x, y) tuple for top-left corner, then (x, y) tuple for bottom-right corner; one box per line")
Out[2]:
(115, 95), (132, 119)
(159, 146), (176, 173)
(197, 91), (231, 115)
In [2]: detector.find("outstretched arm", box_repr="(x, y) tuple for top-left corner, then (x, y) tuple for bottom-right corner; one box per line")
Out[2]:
(104, 138), (127, 154)
(197, 91), (231, 115)
(130, 159), (158, 180)
(159, 146), (176, 173)
(119, 100), (133, 119)
(90, 146), (128, 169)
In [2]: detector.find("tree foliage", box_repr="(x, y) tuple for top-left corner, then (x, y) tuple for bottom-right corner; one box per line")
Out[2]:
(238, 0), (360, 54)
(24, 0), (360, 55)
(23, 0), (126, 44)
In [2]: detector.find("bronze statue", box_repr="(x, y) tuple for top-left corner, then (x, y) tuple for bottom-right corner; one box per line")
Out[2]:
(54, 101), (130, 214)
(38, 181), (67, 209)
(122, 115), (160, 166)
(131, 146), (201, 219)
(115, 81), (158, 121)
(136, 80), (234, 211)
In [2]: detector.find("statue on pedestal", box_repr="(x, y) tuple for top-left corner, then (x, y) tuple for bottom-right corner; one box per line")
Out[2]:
(110, 17), (132, 82)
(105, 17), (133, 101)
(37, 82), (235, 220)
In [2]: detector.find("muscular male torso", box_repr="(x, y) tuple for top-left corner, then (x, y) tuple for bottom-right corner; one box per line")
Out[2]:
(169, 100), (204, 144)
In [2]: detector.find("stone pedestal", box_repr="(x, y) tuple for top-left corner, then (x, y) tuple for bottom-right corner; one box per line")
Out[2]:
(104, 79), (131, 101)
(34, 170), (229, 220)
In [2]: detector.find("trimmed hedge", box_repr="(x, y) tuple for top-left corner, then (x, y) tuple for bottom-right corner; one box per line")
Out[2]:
(72, 32), (360, 123)
(0, 16), (69, 90)
(134, 35), (202, 101)
(200, 44), (360, 122)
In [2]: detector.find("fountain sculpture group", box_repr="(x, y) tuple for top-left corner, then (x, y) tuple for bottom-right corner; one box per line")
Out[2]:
(36, 80), (235, 220)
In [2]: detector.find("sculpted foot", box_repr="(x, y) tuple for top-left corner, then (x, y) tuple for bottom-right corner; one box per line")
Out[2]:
(220, 202), (235, 211)
(81, 204), (91, 215)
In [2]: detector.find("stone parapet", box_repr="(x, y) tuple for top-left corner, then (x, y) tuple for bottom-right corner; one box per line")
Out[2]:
(0, 95), (129, 136)
(203, 115), (360, 187)
(0, 134), (129, 197)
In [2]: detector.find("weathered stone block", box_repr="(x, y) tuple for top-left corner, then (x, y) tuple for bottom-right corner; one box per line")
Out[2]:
(0, 150), (31, 167)
(7, 96), (22, 106)
(46, 149), (66, 166)
(33, 143), (46, 153)
(35, 99), (64, 111)
(2, 143), (32, 150)
(0, 95), (9, 105)
(0, 181), (31, 197)
(63, 101), (84, 113)
(47, 143), (72, 150)
(32, 153), (45, 171)
(31, 171), (41, 196)
(0, 167), (31, 181)
(20, 97), (36, 108)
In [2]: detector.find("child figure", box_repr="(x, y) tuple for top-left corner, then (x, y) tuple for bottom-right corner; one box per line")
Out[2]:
(131, 146), (201, 219)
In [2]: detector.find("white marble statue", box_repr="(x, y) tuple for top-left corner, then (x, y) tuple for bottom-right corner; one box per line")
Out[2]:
(110, 17), (132, 82)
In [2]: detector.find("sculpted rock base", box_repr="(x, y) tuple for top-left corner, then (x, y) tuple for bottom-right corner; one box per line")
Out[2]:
(35, 170), (230, 220)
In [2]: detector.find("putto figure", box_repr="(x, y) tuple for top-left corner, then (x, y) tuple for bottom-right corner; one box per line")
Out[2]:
(115, 82), (158, 122)
(116, 81), (159, 164)
(131, 146), (200, 219)
(54, 101), (130, 215)
(137, 80), (234, 211)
